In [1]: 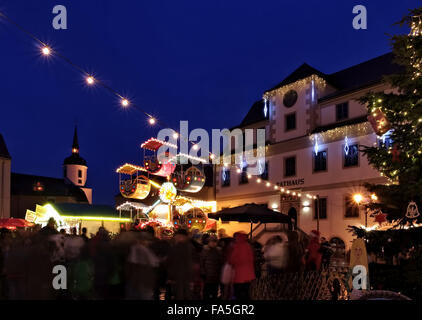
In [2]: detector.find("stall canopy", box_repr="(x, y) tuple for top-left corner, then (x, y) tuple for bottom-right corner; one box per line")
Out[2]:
(0, 218), (34, 229)
(208, 203), (292, 224)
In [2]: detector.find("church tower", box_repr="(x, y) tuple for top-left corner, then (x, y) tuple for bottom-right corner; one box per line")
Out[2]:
(63, 126), (92, 203)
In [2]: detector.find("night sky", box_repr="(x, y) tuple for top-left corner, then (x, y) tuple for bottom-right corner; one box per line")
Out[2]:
(1, 0), (420, 205)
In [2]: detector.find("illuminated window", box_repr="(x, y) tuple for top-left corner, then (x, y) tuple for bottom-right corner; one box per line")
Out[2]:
(313, 150), (327, 172)
(345, 195), (360, 218)
(221, 168), (230, 187)
(260, 161), (269, 180)
(344, 144), (359, 167)
(239, 164), (249, 185)
(33, 182), (44, 192)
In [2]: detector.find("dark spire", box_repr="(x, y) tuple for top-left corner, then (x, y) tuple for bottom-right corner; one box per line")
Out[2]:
(72, 126), (79, 153)
(64, 125), (87, 167)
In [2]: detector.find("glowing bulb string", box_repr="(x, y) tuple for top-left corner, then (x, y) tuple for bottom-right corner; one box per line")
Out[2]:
(0, 10), (212, 158)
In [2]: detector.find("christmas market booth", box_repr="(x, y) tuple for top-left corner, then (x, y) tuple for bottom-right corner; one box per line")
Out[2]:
(25, 203), (131, 235)
(208, 203), (292, 241)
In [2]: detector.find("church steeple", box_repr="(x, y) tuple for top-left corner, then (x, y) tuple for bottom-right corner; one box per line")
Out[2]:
(64, 126), (87, 187)
(72, 126), (79, 154)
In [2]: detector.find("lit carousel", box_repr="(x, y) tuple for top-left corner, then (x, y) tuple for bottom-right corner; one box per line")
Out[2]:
(116, 137), (217, 233)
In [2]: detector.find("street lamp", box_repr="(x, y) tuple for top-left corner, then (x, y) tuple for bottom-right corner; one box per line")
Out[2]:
(353, 193), (366, 227)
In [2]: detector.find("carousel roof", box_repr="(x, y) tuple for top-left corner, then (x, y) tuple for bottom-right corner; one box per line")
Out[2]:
(116, 163), (147, 175)
(141, 138), (178, 151)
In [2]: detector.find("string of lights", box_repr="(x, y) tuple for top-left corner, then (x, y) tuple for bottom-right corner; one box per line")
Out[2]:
(0, 10), (318, 201)
(0, 10), (211, 158)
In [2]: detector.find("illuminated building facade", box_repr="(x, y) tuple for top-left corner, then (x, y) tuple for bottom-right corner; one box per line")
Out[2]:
(215, 53), (402, 249)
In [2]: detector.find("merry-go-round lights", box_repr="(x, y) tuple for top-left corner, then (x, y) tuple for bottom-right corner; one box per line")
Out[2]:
(121, 99), (129, 107)
(209, 153), (215, 160)
(266, 182), (271, 187)
(247, 174), (252, 179)
(192, 144), (199, 151)
(86, 76), (95, 85)
(236, 168), (241, 173)
(286, 190), (290, 194)
(41, 46), (51, 56)
(274, 185), (278, 190)
(173, 132), (179, 139)
(298, 193), (302, 197)
(257, 178), (261, 183)
(281, 188), (285, 192)
(148, 117), (156, 125)
(292, 192), (296, 196)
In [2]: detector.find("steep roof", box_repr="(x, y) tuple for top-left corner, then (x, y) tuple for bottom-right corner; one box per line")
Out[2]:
(320, 52), (403, 102)
(0, 134), (11, 159)
(63, 126), (87, 166)
(265, 63), (327, 93)
(11, 172), (88, 202)
(240, 52), (403, 127)
(239, 100), (268, 127)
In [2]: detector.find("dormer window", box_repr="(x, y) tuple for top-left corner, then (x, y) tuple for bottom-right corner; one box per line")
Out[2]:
(33, 182), (44, 192)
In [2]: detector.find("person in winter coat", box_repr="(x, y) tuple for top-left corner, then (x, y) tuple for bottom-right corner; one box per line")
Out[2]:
(227, 232), (255, 300)
(200, 235), (223, 300)
(166, 229), (195, 300)
(305, 230), (322, 271)
(263, 235), (288, 275)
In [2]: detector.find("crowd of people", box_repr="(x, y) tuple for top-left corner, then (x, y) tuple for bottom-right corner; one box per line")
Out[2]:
(0, 218), (334, 300)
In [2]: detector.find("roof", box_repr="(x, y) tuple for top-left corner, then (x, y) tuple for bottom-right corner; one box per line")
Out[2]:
(63, 153), (87, 166)
(239, 100), (268, 127)
(64, 126), (87, 166)
(52, 203), (119, 218)
(11, 172), (88, 202)
(0, 134), (11, 159)
(320, 52), (403, 102)
(141, 138), (178, 151)
(265, 63), (327, 93)
(116, 163), (147, 175)
(240, 52), (403, 127)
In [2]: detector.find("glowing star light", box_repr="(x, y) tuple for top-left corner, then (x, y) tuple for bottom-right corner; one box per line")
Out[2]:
(121, 99), (129, 107)
(148, 117), (156, 125)
(41, 46), (51, 56)
(86, 76), (95, 85)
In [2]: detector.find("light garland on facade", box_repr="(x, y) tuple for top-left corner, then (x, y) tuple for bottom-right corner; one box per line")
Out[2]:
(263, 75), (327, 100)
(309, 122), (373, 145)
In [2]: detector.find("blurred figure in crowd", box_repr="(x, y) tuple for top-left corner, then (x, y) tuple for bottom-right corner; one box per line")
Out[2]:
(305, 230), (322, 271)
(166, 229), (195, 300)
(263, 235), (288, 275)
(200, 235), (222, 300)
(227, 232), (255, 300)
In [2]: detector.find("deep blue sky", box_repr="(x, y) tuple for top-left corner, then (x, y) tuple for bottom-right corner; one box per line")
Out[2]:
(0, 0), (420, 205)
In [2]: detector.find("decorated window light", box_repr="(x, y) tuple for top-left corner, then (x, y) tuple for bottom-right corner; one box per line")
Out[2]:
(221, 166), (230, 187)
(344, 141), (359, 167)
(239, 155), (249, 184)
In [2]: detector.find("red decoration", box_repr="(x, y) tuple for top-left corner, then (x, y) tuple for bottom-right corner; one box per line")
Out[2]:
(368, 108), (391, 136)
(392, 144), (401, 163)
(374, 212), (388, 225)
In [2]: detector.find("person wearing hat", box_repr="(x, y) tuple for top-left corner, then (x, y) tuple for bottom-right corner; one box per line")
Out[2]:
(305, 230), (322, 271)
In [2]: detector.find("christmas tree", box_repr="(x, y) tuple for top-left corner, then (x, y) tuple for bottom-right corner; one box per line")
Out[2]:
(359, 7), (422, 225)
